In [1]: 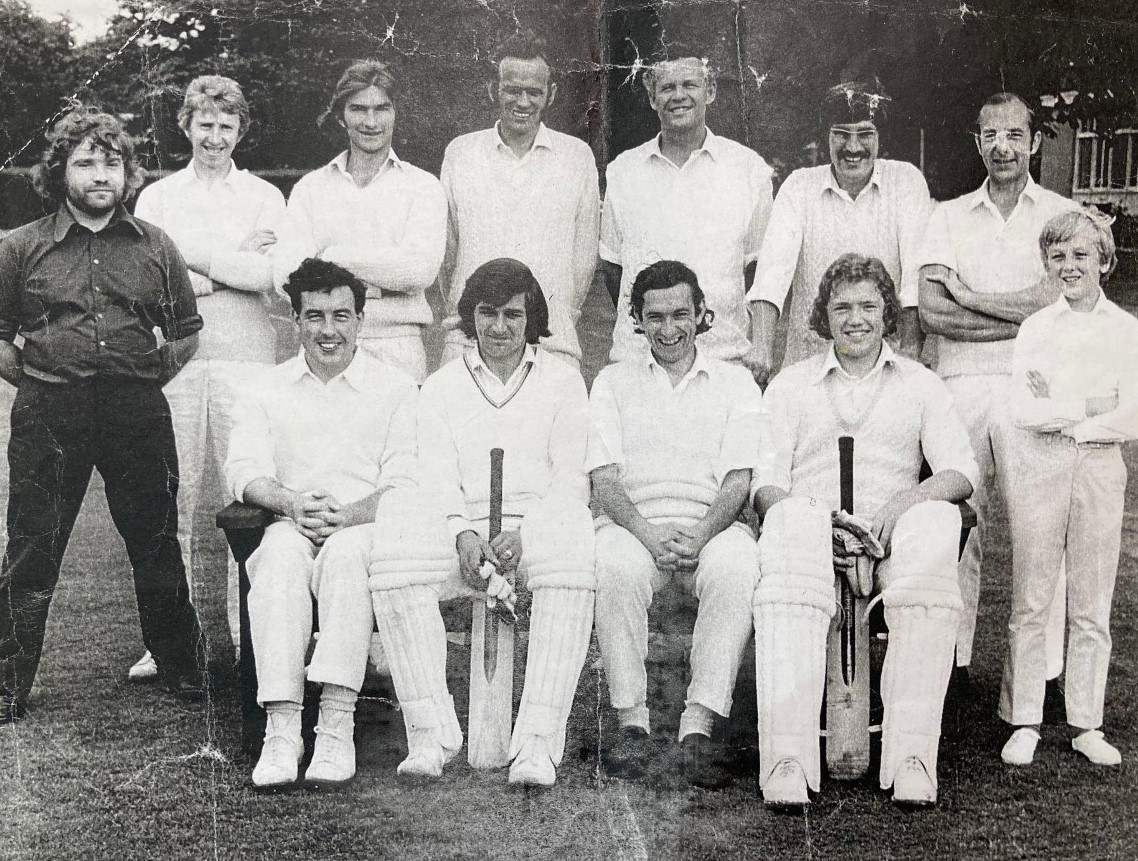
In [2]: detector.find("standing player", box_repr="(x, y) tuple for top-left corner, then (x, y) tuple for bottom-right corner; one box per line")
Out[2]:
(129, 75), (286, 682)
(589, 260), (761, 789)
(226, 258), (418, 790)
(273, 60), (446, 383)
(367, 258), (595, 787)
(600, 51), (773, 368)
(918, 92), (1077, 683)
(439, 32), (599, 369)
(754, 253), (977, 808)
(0, 106), (206, 719)
(748, 80), (930, 383)
(998, 209), (1136, 767)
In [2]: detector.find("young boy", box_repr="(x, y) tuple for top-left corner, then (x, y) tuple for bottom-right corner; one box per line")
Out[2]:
(999, 207), (1138, 767)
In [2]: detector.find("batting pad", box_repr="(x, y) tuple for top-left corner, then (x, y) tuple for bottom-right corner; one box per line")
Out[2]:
(510, 588), (594, 766)
(519, 497), (596, 591)
(754, 511), (836, 792)
(369, 489), (454, 591)
(877, 504), (963, 791)
(373, 584), (462, 752)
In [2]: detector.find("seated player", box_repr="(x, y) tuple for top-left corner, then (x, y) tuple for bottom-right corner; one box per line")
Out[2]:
(753, 253), (977, 808)
(998, 208), (1138, 767)
(367, 258), (595, 787)
(225, 258), (417, 790)
(589, 260), (762, 789)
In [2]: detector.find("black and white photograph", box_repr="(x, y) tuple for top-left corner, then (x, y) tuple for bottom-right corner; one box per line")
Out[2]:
(0, 1), (1135, 858)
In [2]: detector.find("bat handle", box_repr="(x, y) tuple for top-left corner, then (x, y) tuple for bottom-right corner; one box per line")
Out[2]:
(838, 435), (854, 514)
(489, 447), (504, 540)
(837, 435), (856, 684)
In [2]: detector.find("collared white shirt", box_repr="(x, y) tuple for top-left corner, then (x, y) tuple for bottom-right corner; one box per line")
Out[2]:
(1009, 292), (1138, 443)
(587, 348), (763, 523)
(271, 149), (447, 333)
(440, 123), (600, 362)
(748, 159), (932, 368)
(600, 129), (774, 364)
(918, 176), (1078, 377)
(134, 160), (286, 361)
(757, 343), (978, 516)
(463, 344), (538, 405)
(225, 350), (418, 507)
(418, 347), (589, 537)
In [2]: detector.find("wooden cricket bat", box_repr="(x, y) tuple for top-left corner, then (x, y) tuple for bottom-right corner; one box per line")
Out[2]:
(825, 435), (871, 780)
(467, 447), (515, 768)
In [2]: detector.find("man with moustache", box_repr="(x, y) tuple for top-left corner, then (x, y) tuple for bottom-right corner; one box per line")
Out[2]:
(589, 260), (761, 788)
(226, 258), (418, 790)
(273, 60), (446, 383)
(439, 32), (600, 369)
(128, 75), (287, 681)
(599, 51), (773, 369)
(753, 253), (977, 809)
(748, 79), (931, 384)
(918, 93), (1078, 683)
(0, 106), (206, 720)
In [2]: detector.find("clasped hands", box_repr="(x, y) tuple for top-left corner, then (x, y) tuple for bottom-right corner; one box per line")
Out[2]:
(288, 488), (346, 546)
(640, 522), (710, 576)
(457, 529), (519, 619)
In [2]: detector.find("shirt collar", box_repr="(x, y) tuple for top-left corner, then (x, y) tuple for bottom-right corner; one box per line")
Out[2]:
(820, 160), (883, 198)
(971, 174), (1040, 213)
(646, 347), (712, 385)
(814, 341), (897, 384)
(492, 121), (555, 155)
(328, 148), (403, 177)
(646, 127), (720, 164)
(467, 343), (538, 377)
(290, 349), (371, 390)
(1053, 290), (1115, 319)
(53, 203), (143, 243)
(168, 160), (241, 190)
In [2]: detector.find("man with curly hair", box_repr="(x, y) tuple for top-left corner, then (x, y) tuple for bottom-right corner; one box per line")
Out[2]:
(589, 259), (762, 789)
(0, 106), (206, 720)
(753, 253), (977, 809)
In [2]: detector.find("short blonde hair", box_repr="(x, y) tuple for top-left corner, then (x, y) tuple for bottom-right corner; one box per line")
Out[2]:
(1038, 206), (1117, 281)
(177, 75), (250, 137)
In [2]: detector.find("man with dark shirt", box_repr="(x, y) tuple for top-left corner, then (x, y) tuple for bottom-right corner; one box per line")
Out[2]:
(0, 106), (206, 721)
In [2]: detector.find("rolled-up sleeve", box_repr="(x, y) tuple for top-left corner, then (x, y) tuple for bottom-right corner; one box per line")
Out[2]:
(748, 172), (804, 309)
(896, 165), (933, 308)
(715, 372), (763, 486)
(919, 371), (980, 491)
(547, 372), (590, 506)
(225, 384), (276, 502)
(598, 165), (622, 265)
(916, 202), (956, 272)
(416, 382), (471, 538)
(585, 370), (624, 473)
(753, 374), (796, 502)
(376, 378), (420, 493)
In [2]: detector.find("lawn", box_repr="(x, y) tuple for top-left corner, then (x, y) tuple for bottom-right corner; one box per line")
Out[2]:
(0, 278), (1135, 860)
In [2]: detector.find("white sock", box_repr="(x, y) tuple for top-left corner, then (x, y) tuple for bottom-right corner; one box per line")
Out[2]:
(320, 683), (358, 715)
(678, 702), (715, 741)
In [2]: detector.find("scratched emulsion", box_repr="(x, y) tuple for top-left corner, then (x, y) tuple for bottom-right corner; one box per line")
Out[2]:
(0, 1), (1136, 859)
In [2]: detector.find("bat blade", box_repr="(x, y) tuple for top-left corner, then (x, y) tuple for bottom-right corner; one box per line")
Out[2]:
(467, 447), (514, 768)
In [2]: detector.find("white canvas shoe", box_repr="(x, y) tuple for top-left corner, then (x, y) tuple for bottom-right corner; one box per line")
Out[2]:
(127, 651), (158, 682)
(1072, 730), (1122, 766)
(304, 709), (357, 789)
(397, 728), (458, 779)
(892, 756), (937, 807)
(1001, 727), (1041, 766)
(508, 736), (556, 788)
(252, 711), (303, 790)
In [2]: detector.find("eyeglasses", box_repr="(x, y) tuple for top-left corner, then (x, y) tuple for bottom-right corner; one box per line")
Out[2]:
(973, 129), (1032, 151)
(829, 128), (879, 146)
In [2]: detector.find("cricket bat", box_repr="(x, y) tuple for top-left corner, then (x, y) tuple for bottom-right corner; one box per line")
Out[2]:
(825, 435), (871, 780)
(467, 447), (515, 768)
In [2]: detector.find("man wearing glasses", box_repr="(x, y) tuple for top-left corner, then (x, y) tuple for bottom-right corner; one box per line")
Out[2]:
(917, 92), (1077, 685)
(747, 79), (931, 385)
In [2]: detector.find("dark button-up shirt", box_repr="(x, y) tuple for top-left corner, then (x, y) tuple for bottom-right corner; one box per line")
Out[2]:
(0, 205), (202, 383)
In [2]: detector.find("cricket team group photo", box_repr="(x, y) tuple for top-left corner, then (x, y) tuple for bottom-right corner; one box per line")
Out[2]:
(0, 3), (1136, 858)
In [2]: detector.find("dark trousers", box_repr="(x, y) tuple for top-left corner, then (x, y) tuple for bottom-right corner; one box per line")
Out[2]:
(0, 376), (205, 704)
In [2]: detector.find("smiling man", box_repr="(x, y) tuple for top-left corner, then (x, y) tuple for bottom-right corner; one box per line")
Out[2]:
(225, 258), (419, 790)
(272, 60), (446, 383)
(0, 106), (205, 721)
(600, 51), (773, 368)
(439, 32), (599, 369)
(747, 79), (931, 385)
(589, 260), (762, 789)
(127, 75), (287, 682)
(917, 93), (1078, 682)
(365, 258), (594, 787)
(753, 253), (977, 809)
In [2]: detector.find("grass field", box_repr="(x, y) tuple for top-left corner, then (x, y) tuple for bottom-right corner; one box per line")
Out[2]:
(0, 278), (1136, 860)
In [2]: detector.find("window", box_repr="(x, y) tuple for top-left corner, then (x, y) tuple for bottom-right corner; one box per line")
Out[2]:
(1073, 122), (1138, 192)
